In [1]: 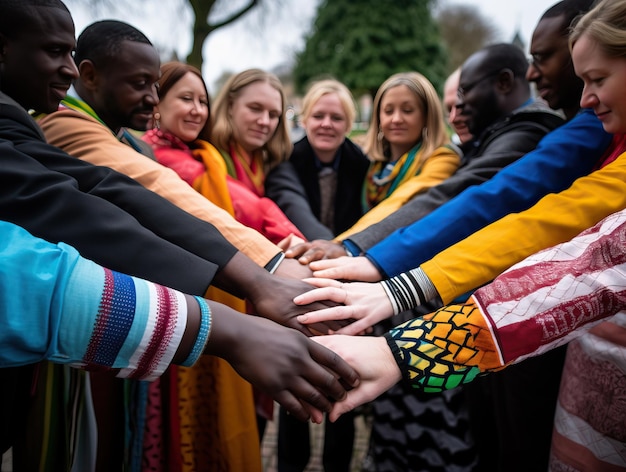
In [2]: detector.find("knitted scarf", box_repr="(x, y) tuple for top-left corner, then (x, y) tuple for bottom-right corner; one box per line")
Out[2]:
(363, 142), (423, 209)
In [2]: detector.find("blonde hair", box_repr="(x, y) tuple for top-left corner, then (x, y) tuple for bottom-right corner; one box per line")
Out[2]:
(211, 68), (292, 171)
(570, 0), (626, 58)
(301, 79), (357, 133)
(363, 71), (448, 162)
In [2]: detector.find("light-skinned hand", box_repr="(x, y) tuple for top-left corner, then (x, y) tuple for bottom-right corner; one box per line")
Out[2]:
(309, 256), (383, 282)
(311, 334), (402, 422)
(295, 278), (395, 335)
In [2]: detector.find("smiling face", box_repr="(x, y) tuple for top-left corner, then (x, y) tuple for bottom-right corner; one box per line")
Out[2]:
(379, 84), (425, 160)
(574, 34), (626, 135)
(302, 93), (350, 162)
(526, 15), (582, 119)
(229, 81), (282, 154)
(88, 40), (161, 133)
(157, 71), (209, 143)
(0, 6), (78, 113)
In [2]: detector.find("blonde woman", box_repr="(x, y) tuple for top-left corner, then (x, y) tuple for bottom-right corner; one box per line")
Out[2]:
(286, 72), (461, 261)
(266, 78), (370, 471)
(266, 79), (370, 241)
(345, 71), (460, 236)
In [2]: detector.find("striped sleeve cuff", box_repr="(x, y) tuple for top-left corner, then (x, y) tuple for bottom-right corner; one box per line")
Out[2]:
(381, 267), (439, 315)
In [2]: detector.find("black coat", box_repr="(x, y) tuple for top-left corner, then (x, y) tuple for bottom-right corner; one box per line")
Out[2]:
(0, 91), (238, 295)
(266, 136), (370, 240)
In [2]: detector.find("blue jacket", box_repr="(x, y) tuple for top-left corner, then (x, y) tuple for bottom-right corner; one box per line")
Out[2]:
(367, 109), (611, 276)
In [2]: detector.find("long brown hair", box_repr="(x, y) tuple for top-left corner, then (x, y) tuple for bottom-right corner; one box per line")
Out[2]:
(211, 68), (292, 171)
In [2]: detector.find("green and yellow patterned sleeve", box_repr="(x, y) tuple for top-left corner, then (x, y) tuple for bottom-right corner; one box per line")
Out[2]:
(383, 301), (503, 392)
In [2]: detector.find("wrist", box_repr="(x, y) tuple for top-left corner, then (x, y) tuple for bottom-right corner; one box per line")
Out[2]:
(342, 240), (361, 257)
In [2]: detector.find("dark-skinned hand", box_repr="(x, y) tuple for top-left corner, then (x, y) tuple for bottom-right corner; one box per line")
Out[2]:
(247, 274), (354, 335)
(212, 252), (352, 334)
(204, 304), (360, 422)
(284, 239), (348, 265)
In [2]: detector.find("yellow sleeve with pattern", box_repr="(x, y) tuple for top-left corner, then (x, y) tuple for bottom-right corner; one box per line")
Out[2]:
(422, 151), (626, 304)
(335, 146), (461, 241)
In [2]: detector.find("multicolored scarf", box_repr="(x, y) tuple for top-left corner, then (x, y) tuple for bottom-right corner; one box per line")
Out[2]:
(222, 142), (266, 197)
(363, 142), (423, 209)
(60, 94), (106, 126)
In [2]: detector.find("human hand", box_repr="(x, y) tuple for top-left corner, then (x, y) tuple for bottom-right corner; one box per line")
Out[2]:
(294, 278), (395, 335)
(277, 233), (307, 251)
(284, 239), (348, 264)
(311, 335), (401, 422)
(309, 256), (383, 282)
(274, 256), (314, 280)
(249, 274), (353, 335)
(205, 306), (360, 423)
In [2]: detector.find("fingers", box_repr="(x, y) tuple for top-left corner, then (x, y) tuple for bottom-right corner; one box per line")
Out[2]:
(306, 319), (351, 334)
(309, 257), (349, 272)
(284, 242), (313, 259)
(297, 247), (326, 265)
(309, 256), (382, 282)
(297, 305), (355, 324)
(276, 234), (294, 251)
(310, 264), (352, 280)
(328, 397), (354, 423)
(273, 390), (315, 423)
(307, 339), (360, 391)
(331, 318), (376, 336)
(294, 286), (347, 306)
(301, 277), (342, 289)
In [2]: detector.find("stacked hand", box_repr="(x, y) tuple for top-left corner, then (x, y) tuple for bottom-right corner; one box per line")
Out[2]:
(308, 256), (383, 282)
(311, 334), (402, 422)
(285, 239), (349, 264)
(205, 305), (361, 422)
(294, 278), (395, 335)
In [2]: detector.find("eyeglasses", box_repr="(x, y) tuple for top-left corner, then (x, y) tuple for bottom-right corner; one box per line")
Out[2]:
(457, 70), (502, 102)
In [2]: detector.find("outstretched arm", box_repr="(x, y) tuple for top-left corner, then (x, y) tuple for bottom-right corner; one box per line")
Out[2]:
(0, 220), (360, 423)
(311, 207), (626, 421)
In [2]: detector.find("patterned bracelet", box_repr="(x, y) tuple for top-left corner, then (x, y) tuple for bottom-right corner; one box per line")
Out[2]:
(181, 296), (212, 367)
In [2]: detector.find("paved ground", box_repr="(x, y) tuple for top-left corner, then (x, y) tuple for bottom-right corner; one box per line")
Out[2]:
(261, 403), (373, 472)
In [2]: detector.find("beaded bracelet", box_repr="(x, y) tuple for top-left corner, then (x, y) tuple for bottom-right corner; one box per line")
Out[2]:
(181, 296), (212, 367)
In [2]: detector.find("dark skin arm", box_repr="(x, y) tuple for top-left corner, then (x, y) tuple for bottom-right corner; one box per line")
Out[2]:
(285, 239), (349, 265)
(212, 252), (351, 335)
(175, 295), (360, 422)
(274, 256), (315, 280)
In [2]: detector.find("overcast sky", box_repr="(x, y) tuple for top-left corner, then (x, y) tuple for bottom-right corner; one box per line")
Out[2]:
(67, 0), (552, 94)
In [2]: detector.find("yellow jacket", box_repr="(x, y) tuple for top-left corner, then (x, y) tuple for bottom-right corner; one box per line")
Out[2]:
(39, 109), (281, 267)
(335, 145), (460, 240)
(424, 150), (626, 304)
